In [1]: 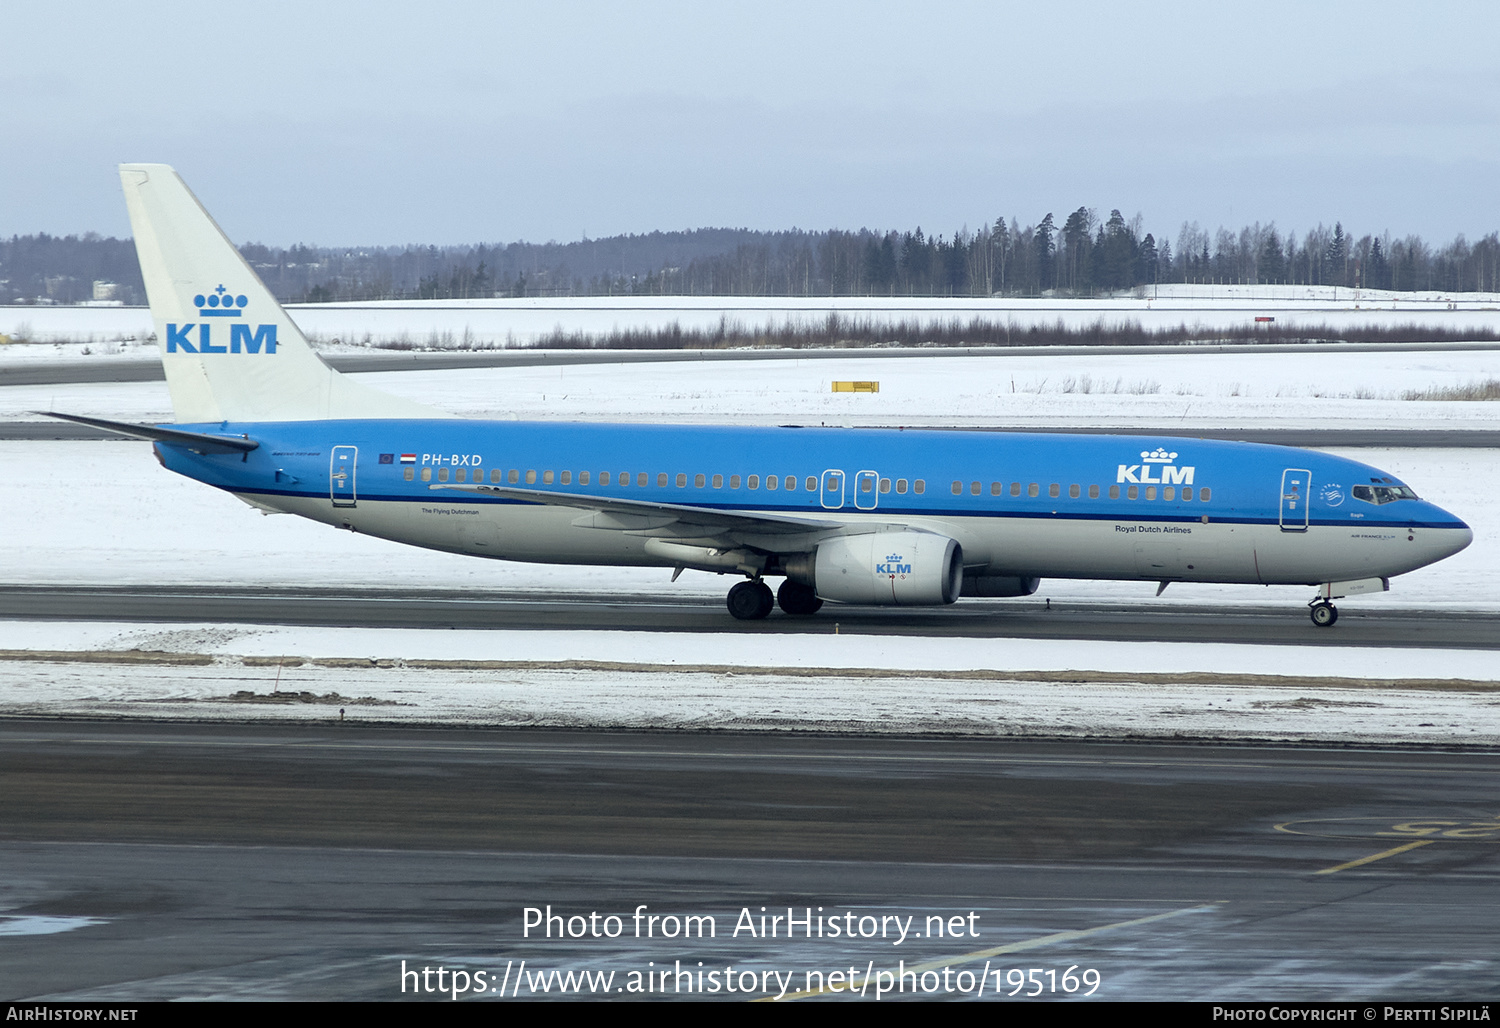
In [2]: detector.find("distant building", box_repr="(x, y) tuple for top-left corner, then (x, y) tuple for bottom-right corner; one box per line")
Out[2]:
(92, 280), (120, 301)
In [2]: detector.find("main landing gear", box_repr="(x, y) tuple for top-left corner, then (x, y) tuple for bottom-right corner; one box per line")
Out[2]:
(777, 579), (823, 616)
(727, 580), (774, 620)
(1309, 600), (1338, 627)
(726, 579), (825, 620)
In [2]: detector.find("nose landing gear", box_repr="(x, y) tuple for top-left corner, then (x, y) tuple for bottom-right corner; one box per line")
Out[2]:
(1309, 600), (1338, 627)
(727, 579), (775, 620)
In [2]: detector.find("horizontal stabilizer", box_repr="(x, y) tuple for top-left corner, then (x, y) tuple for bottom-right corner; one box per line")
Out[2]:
(38, 411), (258, 454)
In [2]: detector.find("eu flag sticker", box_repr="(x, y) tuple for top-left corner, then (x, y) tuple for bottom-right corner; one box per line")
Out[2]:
(378, 453), (394, 464)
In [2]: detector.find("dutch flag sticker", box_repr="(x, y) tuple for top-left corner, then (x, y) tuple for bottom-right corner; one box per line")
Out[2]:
(400, 454), (417, 464)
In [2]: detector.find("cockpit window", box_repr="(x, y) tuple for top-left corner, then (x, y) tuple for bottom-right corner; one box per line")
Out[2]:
(1352, 484), (1419, 504)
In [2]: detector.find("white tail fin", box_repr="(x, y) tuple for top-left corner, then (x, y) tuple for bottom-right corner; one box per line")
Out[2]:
(120, 163), (453, 423)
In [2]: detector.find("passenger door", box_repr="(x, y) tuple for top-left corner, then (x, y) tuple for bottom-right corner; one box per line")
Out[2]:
(331, 446), (358, 508)
(1279, 468), (1310, 531)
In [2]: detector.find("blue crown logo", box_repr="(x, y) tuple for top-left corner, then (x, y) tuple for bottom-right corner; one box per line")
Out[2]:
(193, 284), (248, 317)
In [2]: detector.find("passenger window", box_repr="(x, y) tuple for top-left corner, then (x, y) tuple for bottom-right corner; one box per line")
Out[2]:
(1163, 486), (1175, 500)
(404, 468), (414, 482)
(619, 472), (630, 486)
(730, 475), (741, 489)
(508, 469), (519, 484)
(880, 478), (891, 493)
(786, 476), (797, 490)
(1069, 484), (1080, 498)
(657, 473), (667, 487)
(896, 479), (908, 494)
(543, 470), (554, 484)
(1109, 485), (1120, 499)
(421, 468), (432, 482)
(971, 481), (981, 495)
(525, 470), (536, 484)
(1027, 483), (1038, 497)
(766, 475), (778, 490)
(456, 469), (467, 483)
(860, 477), (873, 493)
(560, 471), (571, 485)
(951, 481), (962, 495)
(580, 471), (590, 485)
(637, 473), (647, 487)
(991, 482), (1002, 496)
(1088, 484), (1098, 498)
(748, 475), (759, 489)
(439, 468), (450, 482)
(712, 474), (723, 489)
(805, 476), (817, 491)
(677, 473), (687, 487)
(1145, 486), (1156, 500)
(1200, 487), (1211, 502)
(695, 474), (706, 488)
(1010, 482), (1021, 497)
(1182, 487), (1192, 501)
(600, 472), (611, 485)
(914, 479), (925, 494)
(490, 469), (501, 483)
(1128, 485), (1139, 499)
(1049, 483), (1060, 498)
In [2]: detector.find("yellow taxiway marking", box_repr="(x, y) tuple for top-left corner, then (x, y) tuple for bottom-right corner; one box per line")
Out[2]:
(1314, 839), (1434, 875)
(765, 902), (1220, 1001)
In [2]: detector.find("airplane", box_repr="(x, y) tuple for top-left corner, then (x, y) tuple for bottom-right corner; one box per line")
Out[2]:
(49, 164), (1473, 627)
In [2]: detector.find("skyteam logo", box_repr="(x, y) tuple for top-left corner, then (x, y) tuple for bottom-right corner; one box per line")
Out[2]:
(166, 284), (278, 355)
(875, 553), (912, 576)
(1117, 447), (1196, 485)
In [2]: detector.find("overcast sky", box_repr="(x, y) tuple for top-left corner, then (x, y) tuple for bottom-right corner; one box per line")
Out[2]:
(6, 1), (1498, 247)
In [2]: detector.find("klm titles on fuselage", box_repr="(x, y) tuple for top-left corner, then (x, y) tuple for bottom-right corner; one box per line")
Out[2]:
(1117, 448), (1196, 485)
(165, 284), (277, 354)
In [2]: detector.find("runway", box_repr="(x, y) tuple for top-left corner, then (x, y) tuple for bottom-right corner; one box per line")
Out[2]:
(1, 585), (1496, 649)
(3, 721), (1498, 1000)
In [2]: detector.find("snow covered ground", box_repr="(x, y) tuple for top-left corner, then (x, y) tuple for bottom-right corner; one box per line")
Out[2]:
(5, 285), (1500, 352)
(5, 349), (1500, 432)
(2, 621), (1497, 745)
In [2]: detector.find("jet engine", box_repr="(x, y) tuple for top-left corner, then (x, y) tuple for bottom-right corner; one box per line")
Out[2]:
(787, 531), (963, 606)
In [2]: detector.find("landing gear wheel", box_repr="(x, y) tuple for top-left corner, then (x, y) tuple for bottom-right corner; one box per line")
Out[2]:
(1310, 601), (1338, 627)
(777, 579), (823, 616)
(727, 580), (774, 620)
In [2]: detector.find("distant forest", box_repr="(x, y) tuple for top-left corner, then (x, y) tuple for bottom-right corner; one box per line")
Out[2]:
(4, 209), (1499, 304)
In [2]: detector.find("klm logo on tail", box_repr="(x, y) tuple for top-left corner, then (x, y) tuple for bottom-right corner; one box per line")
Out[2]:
(166, 283), (278, 354)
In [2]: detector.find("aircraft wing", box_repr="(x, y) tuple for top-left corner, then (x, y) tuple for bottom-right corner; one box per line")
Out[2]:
(429, 482), (842, 536)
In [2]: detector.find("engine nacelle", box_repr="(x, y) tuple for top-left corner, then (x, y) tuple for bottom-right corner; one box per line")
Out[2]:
(962, 573), (1041, 598)
(803, 531), (963, 606)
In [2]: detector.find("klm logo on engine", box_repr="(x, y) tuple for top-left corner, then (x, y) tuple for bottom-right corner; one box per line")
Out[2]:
(165, 284), (277, 354)
(875, 553), (912, 575)
(1118, 447), (1195, 485)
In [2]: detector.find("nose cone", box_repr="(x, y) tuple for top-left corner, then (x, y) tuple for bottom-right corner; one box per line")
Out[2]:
(1422, 504), (1472, 562)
